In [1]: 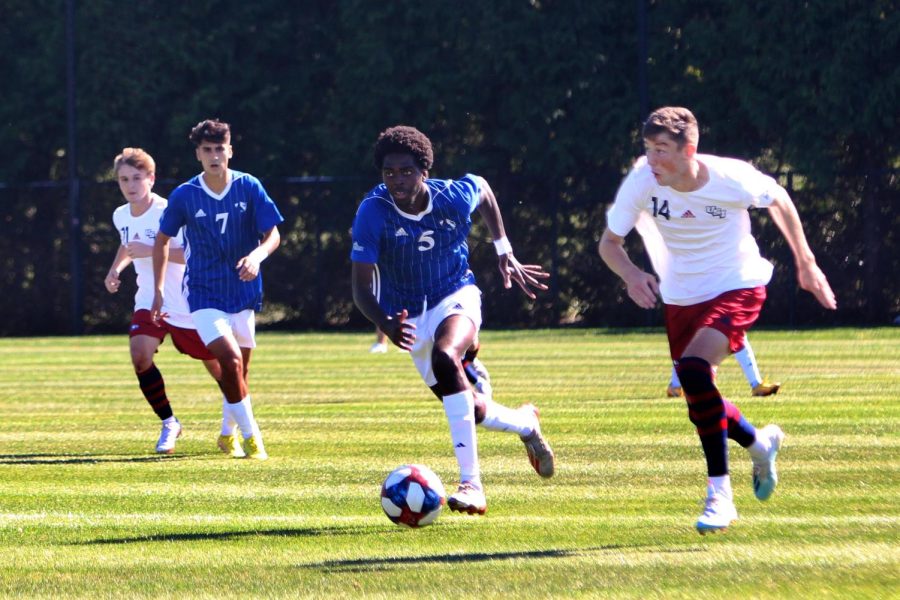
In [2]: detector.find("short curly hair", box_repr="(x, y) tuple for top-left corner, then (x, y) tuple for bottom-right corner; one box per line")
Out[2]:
(373, 125), (434, 171)
(189, 118), (231, 146)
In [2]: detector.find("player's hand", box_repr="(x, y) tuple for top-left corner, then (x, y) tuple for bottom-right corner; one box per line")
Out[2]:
(149, 291), (168, 323)
(236, 256), (261, 281)
(125, 242), (152, 259)
(499, 254), (550, 300)
(382, 309), (416, 352)
(104, 271), (120, 294)
(624, 270), (660, 309)
(798, 262), (837, 310)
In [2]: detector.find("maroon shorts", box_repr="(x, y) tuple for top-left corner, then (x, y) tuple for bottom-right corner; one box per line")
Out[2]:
(129, 309), (215, 361)
(664, 286), (766, 360)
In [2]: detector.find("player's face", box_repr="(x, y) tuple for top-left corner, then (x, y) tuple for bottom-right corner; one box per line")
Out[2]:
(195, 137), (233, 176)
(644, 133), (693, 188)
(117, 164), (154, 205)
(382, 153), (427, 209)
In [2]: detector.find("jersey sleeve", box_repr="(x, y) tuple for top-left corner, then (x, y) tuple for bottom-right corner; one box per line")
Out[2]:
(743, 166), (783, 209)
(350, 199), (381, 264)
(458, 174), (483, 215)
(247, 176), (284, 233)
(606, 159), (651, 237)
(158, 190), (186, 238)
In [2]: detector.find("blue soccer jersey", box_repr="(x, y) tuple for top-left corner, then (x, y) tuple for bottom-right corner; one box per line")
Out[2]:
(159, 170), (284, 313)
(351, 174), (481, 317)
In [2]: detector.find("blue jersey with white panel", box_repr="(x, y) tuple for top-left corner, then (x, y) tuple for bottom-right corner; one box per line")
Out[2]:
(351, 174), (481, 318)
(159, 170), (284, 313)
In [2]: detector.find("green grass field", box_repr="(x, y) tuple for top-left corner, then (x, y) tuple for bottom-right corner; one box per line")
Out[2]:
(0, 328), (897, 598)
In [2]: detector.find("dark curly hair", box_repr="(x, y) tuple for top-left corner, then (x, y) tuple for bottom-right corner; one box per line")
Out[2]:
(373, 125), (434, 171)
(189, 118), (231, 146)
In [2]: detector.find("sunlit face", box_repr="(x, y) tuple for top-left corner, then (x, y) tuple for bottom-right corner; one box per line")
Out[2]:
(644, 132), (694, 188)
(116, 164), (154, 206)
(195, 136), (233, 176)
(381, 153), (427, 207)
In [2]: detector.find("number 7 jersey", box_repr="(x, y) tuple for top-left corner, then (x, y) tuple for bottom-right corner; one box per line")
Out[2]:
(350, 174), (480, 318)
(159, 170), (284, 314)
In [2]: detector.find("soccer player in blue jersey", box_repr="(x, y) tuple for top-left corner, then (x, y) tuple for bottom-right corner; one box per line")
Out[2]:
(351, 125), (555, 515)
(151, 118), (284, 460)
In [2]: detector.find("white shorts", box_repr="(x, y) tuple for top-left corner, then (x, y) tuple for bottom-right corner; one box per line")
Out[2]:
(408, 285), (482, 387)
(191, 308), (257, 348)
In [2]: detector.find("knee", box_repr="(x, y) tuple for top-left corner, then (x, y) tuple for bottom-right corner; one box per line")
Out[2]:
(130, 351), (154, 373)
(431, 346), (461, 381)
(219, 353), (243, 378)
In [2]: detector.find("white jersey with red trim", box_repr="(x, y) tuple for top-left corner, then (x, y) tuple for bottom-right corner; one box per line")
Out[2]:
(112, 194), (194, 329)
(608, 154), (781, 306)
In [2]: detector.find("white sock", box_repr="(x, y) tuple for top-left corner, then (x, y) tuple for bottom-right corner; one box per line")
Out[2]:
(228, 396), (260, 439)
(479, 398), (534, 436)
(443, 390), (480, 484)
(220, 397), (237, 436)
(735, 342), (762, 388)
(670, 366), (681, 388)
(709, 475), (733, 499)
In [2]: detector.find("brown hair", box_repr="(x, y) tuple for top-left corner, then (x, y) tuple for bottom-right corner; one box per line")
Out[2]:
(189, 118), (231, 146)
(642, 107), (699, 148)
(113, 147), (155, 175)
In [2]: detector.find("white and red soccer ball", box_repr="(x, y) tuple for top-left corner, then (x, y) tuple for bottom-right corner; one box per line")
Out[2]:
(380, 464), (446, 528)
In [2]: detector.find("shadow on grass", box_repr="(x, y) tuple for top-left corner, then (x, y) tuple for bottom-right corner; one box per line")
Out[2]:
(77, 524), (393, 545)
(302, 544), (669, 573)
(0, 453), (184, 465)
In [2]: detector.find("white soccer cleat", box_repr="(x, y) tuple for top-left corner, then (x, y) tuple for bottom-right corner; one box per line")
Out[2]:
(519, 404), (555, 478)
(369, 342), (388, 354)
(242, 433), (268, 460)
(155, 418), (182, 454)
(752, 424), (785, 501)
(447, 481), (487, 515)
(696, 487), (738, 534)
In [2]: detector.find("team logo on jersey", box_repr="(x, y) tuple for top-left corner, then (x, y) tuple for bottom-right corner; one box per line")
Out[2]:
(352, 241), (365, 252)
(395, 227), (409, 237)
(440, 218), (457, 229)
(235, 202), (247, 212)
(705, 206), (727, 219)
(680, 210), (696, 218)
(195, 209), (207, 218)
(145, 229), (156, 239)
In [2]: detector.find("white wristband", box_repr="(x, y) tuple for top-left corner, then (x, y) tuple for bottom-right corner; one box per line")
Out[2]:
(493, 237), (513, 256)
(248, 247), (269, 264)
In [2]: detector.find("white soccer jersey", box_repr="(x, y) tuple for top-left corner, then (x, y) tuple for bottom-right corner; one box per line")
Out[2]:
(608, 154), (781, 306)
(112, 194), (194, 329)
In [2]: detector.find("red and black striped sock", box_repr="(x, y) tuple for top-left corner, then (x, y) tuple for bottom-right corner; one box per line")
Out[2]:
(675, 356), (728, 477)
(136, 364), (173, 421)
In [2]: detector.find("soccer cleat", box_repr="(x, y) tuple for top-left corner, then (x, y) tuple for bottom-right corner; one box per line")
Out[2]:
(752, 424), (785, 501)
(696, 487), (738, 534)
(447, 481), (487, 515)
(242, 434), (268, 460)
(519, 404), (555, 478)
(369, 342), (388, 354)
(217, 433), (246, 458)
(666, 385), (684, 398)
(463, 357), (493, 399)
(155, 418), (182, 454)
(752, 379), (782, 396)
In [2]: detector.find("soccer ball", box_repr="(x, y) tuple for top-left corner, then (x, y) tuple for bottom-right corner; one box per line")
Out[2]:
(380, 464), (446, 528)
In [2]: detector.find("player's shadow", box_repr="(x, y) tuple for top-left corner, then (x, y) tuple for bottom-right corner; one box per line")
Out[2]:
(303, 545), (652, 573)
(0, 453), (183, 465)
(77, 524), (392, 545)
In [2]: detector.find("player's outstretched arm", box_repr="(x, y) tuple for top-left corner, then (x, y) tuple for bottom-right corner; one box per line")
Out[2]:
(598, 228), (659, 309)
(105, 245), (131, 294)
(767, 192), (837, 310)
(351, 261), (416, 351)
(475, 177), (550, 299)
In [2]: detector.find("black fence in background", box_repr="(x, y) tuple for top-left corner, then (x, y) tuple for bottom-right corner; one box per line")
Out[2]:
(0, 169), (897, 337)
